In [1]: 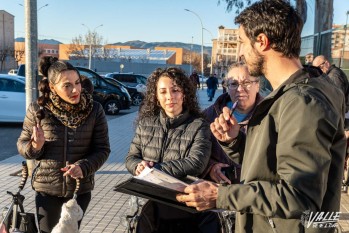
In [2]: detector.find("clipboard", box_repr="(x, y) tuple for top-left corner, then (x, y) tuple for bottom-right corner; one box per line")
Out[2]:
(114, 172), (199, 213)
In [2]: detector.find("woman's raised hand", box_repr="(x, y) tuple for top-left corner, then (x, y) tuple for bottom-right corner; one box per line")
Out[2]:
(31, 123), (45, 151)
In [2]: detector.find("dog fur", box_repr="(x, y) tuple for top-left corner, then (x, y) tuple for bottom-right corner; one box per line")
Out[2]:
(51, 199), (83, 233)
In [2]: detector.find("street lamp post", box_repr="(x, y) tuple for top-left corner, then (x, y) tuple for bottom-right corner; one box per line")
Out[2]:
(203, 27), (214, 75)
(22, 1), (49, 176)
(81, 24), (103, 70)
(185, 9), (204, 89)
(19, 3), (48, 11)
(340, 11), (349, 69)
(190, 36), (193, 74)
(38, 3), (48, 11)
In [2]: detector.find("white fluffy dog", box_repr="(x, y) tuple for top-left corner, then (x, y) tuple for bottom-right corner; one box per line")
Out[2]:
(51, 199), (83, 233)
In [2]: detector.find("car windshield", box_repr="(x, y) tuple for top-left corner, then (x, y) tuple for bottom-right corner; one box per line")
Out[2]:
(136, 76), (147, 85)
(104, 78), (121, 87)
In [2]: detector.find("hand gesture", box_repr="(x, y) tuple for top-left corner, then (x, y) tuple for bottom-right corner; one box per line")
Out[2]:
(31, 123), (45, 151)
(209, 163), (231, 184)
(61, 164), (83, 179)
(135, 160), (154, 176)
(210, 107), (240, 143)
(176, 180), (219, 211)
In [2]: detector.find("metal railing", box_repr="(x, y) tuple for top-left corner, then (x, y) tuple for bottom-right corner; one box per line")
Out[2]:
(301, 27), (349, 69)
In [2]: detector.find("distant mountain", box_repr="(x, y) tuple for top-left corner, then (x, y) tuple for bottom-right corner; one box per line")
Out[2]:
(15, 38), (212, 54)
(111, 40), (212, 54)
(15, 37), (25, 42)
(15, 37), (62, 45)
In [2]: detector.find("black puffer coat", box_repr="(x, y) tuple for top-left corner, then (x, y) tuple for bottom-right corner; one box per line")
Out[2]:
(17, 101), (110, 198)
(125, 111), (212, 178)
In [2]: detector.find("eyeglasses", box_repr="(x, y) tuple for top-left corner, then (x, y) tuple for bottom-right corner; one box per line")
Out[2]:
(225, 80), (259, 90)
(317, 61), (326, 68)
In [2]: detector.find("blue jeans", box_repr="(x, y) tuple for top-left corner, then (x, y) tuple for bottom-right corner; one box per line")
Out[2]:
(207, 88), (216, 98)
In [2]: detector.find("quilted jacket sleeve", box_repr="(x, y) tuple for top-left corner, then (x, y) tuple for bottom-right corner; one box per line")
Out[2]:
(74, 103), (110, 178)
(17, 103), (44, 159)
(125, 124), (143, 175)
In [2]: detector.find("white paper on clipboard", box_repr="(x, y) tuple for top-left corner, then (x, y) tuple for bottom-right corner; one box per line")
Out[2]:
(135, 167), (188, 192)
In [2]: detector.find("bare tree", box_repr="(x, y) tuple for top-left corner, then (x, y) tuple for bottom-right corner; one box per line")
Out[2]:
(182, 52), (209, 75)
(217, 0), (251, 14)
(13, 50), (25, 67)
(67, 31), (104, 60)
(38, 45), (46, 58)
(0, 47), (11, 71)
(98, 40), (115, 61)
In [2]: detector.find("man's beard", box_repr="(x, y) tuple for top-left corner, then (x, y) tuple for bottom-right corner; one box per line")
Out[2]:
(242, 48), (265, 77)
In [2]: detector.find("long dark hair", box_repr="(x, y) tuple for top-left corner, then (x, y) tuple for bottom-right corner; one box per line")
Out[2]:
(36, 56), (80, 122)
(138, 67), (202, 122)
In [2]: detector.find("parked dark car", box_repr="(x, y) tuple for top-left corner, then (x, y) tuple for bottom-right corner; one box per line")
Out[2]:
(103, 76), (144, 106)
(76, 67), (132, 114)
(105, 73), (147, 88)
(17, 64), (131, 115)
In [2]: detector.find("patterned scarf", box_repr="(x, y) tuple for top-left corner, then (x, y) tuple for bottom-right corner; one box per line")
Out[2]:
(45, 90), (94, 129)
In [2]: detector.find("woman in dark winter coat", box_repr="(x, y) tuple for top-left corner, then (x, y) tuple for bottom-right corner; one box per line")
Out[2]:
(125, 67), (218, 233)
(17, 56), (110, 233)
(202, 63), (263, 184)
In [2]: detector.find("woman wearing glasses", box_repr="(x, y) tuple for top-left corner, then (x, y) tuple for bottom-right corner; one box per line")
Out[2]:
(202, 63), (263, 184)
(125, 67), (219, 233)
(200, 63), (263, 232)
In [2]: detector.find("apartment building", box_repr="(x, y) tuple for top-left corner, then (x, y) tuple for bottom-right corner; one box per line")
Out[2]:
(331, 24), (349, 60)
(0, 10), (16, 71)
(211, 26), (239, 77)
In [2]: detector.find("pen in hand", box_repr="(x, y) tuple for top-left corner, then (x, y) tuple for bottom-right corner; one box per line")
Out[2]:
(229, 100), (239, 117)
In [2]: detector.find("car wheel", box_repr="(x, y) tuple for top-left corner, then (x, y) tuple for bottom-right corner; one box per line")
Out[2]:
(132, 94), (143, 106)
(104, 100), (120, 115)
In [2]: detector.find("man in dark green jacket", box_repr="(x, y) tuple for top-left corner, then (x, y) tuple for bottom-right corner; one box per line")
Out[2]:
(177, 1), (346, 232)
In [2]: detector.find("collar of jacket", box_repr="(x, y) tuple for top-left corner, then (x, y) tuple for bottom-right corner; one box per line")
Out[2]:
(250, 67), (322, 123)
(159, 109), (191, 128)
(327, 64), (337, 74)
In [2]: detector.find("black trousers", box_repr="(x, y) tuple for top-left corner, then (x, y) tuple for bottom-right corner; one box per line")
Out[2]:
(35, 191), (91, 233)
(137, 201), (220, 233)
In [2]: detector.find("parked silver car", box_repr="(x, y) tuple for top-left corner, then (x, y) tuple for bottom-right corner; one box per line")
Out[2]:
(7, 69), (18, 75)
(0, 75), (26, 122)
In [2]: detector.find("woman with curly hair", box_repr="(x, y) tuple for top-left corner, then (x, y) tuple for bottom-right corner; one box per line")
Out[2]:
(17, 56), (110, 233)
(125, 67), (219, 232)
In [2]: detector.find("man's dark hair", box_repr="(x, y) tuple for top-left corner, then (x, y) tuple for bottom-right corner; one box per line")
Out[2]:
(235, 0), (303, 58)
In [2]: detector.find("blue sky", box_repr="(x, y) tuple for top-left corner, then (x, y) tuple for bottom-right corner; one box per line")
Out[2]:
(1, 0), (348, 46)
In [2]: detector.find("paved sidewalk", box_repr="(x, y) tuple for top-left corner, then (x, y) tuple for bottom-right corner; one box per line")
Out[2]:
(1, 87), (349, 232)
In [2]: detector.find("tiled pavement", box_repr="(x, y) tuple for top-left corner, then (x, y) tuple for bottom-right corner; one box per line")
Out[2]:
(1, 87), (349, 232)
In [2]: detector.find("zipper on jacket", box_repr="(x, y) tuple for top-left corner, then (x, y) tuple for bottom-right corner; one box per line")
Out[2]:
(62, 126), (67, 196)
(30, 161), (40, 190)
(267, 217), (278, 233)
(159, 118), (170, 162)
